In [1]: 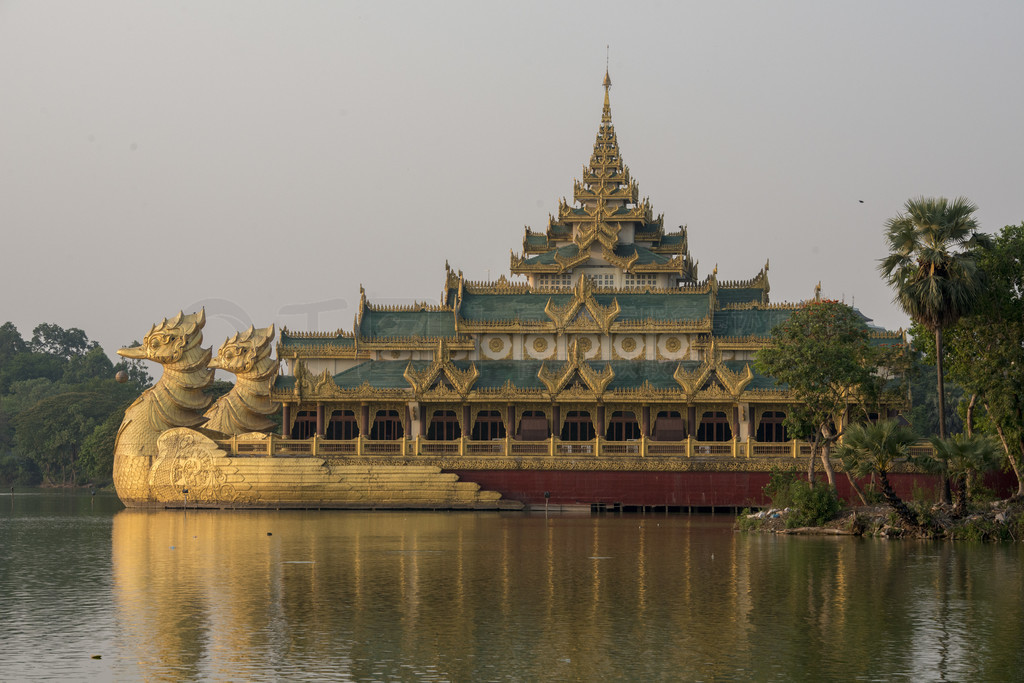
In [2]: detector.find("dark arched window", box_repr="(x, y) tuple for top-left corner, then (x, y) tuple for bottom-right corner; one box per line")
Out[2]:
(653, 410), (684, 441)
(517, 410), (549, 440)
(561, 411), (595, 441)
(369, 410), (404, 440)
(325, 410), (359, 440)
(756, 411), (787, 442)
(606, 411), (641, 441)
(290, 410), (317, 440)
(697, 411), (732, 442)
(471, 411), (506, 441)
(427, 410), (461, 441)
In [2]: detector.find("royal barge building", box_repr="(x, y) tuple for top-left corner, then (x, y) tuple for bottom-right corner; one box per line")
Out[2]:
(258, 71), (905, 508)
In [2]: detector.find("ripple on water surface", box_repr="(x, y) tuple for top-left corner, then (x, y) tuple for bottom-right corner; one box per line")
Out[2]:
(3, 495), (1024, 681)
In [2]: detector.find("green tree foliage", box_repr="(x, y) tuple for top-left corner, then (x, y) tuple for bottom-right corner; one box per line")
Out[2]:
(78, 406), (131, 484)
(0, 321), (150, 486)
(906, 321), (963, 438)
(0, 321), (27, 363)
(941, 223), (1024, 496)
(756, 300), (906, 487)
(926, 434), (1001, 516)
(879, 197), (989, 440)
(836, 421), (925, 529)
(763, 468), (842, 528)
(13, 390), (128, 485)
(29, 323), (95, 359)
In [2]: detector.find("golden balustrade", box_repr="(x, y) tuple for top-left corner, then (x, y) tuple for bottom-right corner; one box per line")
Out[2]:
(216, 435), (918, 460)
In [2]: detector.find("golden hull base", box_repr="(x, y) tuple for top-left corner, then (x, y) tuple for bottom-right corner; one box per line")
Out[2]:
(114, 428), (522, 510)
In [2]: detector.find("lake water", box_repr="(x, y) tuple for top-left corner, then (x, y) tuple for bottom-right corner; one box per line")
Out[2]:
(2, 492), (1023, 681)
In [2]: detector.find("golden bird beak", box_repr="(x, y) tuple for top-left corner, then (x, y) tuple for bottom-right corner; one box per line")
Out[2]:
(207, 356), (224, 369)
(117, 346), (147, 359)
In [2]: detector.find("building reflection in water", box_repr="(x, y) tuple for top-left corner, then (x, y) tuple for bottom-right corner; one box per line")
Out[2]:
(111, 509), (1024, 681)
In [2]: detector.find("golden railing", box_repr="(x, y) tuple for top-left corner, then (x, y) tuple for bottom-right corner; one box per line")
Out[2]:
(217, 435), (855, 459)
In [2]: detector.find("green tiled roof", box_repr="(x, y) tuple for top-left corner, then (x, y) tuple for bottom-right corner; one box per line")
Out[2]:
(460, 293), (572, 321)
(331, 361), (414, 388)
(712, 309), (793, 337)
(722, 360), (782, 391)
(521, 244), (580, 266)
(606, 361), (680, 389)
(612, 244), (671, 265)
(273, 358), (787, 393)
(279, 332), (355, 349)
(360, 310), (456, 339)
(459, 291), (712, 323)
(717, 288), (764, 307)
(525, 234), (548, 247)
(656, 232), (685, 246)
(598, 293), (710, 322)
(475, 361), (546, 390)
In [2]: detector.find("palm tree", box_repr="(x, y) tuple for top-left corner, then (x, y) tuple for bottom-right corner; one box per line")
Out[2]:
(927, 434), (1001, 517)
(880, 197), (989, 442)
(836, 420), (924, 529)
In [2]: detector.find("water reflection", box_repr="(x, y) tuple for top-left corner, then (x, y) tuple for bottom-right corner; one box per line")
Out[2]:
(107, 509), (1024, 681)
(4, 495), (1023, 681)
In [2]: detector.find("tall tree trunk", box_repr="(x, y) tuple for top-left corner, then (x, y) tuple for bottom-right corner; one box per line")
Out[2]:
(845, 470), (868, 506)
(935, 327), (951, 503)
(965, 394), (976, 437)
(807, 437), (817, 485)
(820, 441), (836, 487)
(986, 403), (1024, 498)
(964, 394), (977, 499)
(935, 328), (946, 439)
(952, 477), (967, 518)
(878, 470), (924, 530)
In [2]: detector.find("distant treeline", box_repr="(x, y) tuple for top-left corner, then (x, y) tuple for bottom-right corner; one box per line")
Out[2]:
(0, 322), (154, 486)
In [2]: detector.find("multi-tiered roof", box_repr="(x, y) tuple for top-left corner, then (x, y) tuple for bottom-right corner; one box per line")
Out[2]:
(273, 72), (903, 406)
(512, 71), (696, 282)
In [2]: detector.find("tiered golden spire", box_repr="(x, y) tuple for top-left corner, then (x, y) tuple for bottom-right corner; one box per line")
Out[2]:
(511, 70), (694, 279)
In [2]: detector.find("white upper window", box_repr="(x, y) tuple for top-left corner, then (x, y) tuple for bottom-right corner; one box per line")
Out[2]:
(537, 274), (572, 290)
(625, 273), (658, 289)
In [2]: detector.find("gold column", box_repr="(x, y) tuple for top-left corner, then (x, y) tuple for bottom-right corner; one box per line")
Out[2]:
(359, 404), (369, 436)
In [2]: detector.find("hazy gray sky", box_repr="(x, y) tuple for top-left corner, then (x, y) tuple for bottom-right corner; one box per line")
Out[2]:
(3, 1), (1023, 362)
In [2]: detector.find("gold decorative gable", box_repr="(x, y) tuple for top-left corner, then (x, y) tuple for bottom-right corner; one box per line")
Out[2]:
(544, 275), (620, 335)
(538, 339), (614, 396)
(673, 340), (754, 401)
(404, 339), (479, 398)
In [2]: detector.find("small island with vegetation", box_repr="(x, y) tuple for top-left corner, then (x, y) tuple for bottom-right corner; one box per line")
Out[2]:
(742, 198), (1024, 541)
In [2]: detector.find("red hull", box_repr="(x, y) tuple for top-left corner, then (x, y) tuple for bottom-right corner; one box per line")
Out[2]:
(449, 469), (1019, 508)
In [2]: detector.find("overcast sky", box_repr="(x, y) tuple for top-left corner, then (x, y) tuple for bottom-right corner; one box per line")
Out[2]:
(3, 1), (1023, 365)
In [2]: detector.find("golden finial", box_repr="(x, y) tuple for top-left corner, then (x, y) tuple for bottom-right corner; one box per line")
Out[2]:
(604, 45), (612, 89)
(602, 47), (612, 124)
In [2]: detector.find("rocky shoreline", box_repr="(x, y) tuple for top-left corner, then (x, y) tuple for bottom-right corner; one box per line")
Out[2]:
(740, 498), (1024, 541)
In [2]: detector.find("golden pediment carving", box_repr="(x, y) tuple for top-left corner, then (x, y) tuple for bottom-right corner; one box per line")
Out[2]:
(404, 338), (479, 398)
(673, 339), (754, 400)
(673, 360), (713, 399)
(544, 275), (620, 335)
(538, 339), (614, 396)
